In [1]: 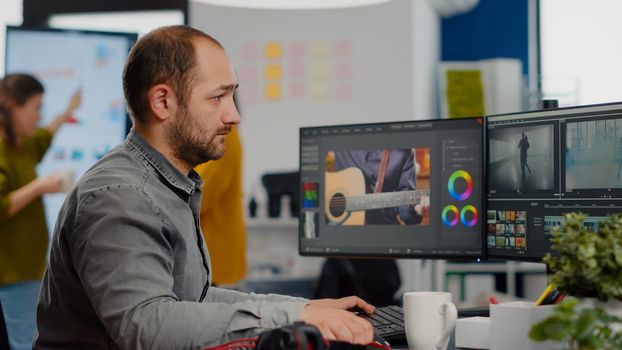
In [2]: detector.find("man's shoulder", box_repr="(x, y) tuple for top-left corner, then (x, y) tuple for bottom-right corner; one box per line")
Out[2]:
(75, 145), (150, 198)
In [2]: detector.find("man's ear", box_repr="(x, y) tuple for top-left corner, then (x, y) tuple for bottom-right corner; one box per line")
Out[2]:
(147, 84), (178, 121)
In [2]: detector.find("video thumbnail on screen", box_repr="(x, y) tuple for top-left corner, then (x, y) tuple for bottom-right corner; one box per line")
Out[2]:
(324, 148), (430, 225)
(565, 117), (622, 190)
(488, 125), (554, 191)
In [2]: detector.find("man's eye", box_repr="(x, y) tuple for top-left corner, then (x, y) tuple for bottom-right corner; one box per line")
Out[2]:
(215, 95), (225, 101)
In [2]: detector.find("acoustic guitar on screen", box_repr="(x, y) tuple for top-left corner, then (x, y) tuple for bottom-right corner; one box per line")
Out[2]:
(325, 167), (430, 225)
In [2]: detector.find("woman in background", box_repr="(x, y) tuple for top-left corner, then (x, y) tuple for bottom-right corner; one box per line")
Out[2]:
(0, 74), (80, 350)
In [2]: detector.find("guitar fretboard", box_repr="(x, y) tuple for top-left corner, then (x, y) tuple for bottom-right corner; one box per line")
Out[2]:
(345, 190), (430, 211)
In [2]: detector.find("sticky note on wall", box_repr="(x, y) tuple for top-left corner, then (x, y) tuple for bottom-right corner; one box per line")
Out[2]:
(446, 70), (485, 118)
(264, 42), (282, 59)
(264, 83), (281, 100)
(264, 64), (282, 80)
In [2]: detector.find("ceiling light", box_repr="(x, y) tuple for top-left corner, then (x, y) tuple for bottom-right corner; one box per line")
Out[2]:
(191, 0), (393, 10)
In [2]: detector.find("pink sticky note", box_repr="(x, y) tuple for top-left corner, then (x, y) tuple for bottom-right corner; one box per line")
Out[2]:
(289, 43), (305, 58)
(289, 61), (306, 78)
(335, 40), (352, 58)
(335, 62), (352, 79)
(289, 81), (305, 97)
(241, 43), (258, 61)
(336, 83), (352, 102)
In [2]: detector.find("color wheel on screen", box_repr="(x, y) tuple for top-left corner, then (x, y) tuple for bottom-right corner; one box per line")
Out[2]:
(460, 205), (478, 227)
(442, 205), (460, 227)
(443, 170), (479, 227)
(448, 170), (473, 201)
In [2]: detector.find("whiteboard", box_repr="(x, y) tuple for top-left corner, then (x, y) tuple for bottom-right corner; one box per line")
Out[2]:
(190, 0), (416, 202)
(5, 27), (135, 234)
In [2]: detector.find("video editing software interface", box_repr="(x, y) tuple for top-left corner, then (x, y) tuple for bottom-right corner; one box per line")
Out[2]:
(299, 118), (483, 258)
(486, 103), (622, 261)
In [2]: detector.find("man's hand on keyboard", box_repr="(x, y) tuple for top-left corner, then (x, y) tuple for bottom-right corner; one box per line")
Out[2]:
(308, 296), (375, 314)
(300, 296), (375, 344)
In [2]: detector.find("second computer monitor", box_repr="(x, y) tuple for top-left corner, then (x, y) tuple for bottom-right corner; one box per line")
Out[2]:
(299, 118), (484, 259)
(486, 102), (622, 261)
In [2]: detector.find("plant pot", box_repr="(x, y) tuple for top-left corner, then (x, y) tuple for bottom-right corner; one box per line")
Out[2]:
(595, 299), (622, 318)
(579, 298), (622, 332)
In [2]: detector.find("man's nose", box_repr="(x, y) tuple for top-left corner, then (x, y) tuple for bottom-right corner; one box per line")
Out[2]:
(224, 101), (241, 125)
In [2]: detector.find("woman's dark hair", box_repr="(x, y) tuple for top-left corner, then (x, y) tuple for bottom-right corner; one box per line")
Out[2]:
(0, 74), (44, 147)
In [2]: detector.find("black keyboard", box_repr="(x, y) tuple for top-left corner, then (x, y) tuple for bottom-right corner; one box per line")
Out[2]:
(360, 305), (405, 342)
(360, 305), (490, 343)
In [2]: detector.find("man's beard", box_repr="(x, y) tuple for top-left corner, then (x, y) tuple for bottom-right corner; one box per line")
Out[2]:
(167, 107), (225, 169)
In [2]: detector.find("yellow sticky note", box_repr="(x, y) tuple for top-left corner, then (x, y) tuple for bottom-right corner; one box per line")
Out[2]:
(310, 63), (329, 78)
(264, 42), (282, 59)
(264, 83), (281, 100)
(446, 70), (485, 118)
(264, 64), (282, 80)
(310, 81), (328, 99)
(309, 42), (329, 57)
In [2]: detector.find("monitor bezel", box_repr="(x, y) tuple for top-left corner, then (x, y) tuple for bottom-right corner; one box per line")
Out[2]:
(299, 116), (486, 261)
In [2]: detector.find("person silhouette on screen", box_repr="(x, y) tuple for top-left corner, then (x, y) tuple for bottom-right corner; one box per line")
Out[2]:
(518, 132), (531, 178)
(0, 73), (80, 350)
(36, 25), (375, 349)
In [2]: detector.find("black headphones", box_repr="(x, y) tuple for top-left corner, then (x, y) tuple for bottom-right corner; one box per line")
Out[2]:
(256, 322), (325, 350)
(255, 322), (391, 350)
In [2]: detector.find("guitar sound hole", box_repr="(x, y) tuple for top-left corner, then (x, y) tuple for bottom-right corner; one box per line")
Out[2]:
(329, 193), (346, 217)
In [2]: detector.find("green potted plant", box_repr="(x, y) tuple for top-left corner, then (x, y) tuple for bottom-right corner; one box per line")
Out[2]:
(530, 298), (622, 350)
(544, 212), (622, 302)
(529, 212), (622, 349)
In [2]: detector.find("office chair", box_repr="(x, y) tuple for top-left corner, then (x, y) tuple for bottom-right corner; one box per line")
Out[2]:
(0, 299), (9, 350)
(313, 258), (401, 307)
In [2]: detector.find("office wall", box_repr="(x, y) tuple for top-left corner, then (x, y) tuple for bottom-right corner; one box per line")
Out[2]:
(541, 0), (622, 106)
(190, 0), (439, 205)
(16, 0), (441, 206)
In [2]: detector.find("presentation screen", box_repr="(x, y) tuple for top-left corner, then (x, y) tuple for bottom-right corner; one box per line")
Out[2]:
(5, 26), (136, 234)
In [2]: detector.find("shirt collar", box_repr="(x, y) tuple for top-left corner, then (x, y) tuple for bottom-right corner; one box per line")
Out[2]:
(125, 130), (203, 195)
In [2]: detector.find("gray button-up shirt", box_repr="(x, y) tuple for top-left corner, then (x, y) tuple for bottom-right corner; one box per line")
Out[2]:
(35, 131), (307, 349)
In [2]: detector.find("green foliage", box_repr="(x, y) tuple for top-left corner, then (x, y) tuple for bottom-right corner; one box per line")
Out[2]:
(532, 213), (622, 349)
(544, 213), (622, 301)
(529, 298), (622, 350)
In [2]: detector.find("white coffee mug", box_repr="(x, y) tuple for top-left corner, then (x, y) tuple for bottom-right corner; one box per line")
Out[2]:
(403, 291), (457, 350)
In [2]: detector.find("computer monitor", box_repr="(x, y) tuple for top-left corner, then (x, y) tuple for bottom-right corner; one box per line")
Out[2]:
(486, 102), (622, 261)
(5, 26), (137, 235)
(299, 117), (484, 259)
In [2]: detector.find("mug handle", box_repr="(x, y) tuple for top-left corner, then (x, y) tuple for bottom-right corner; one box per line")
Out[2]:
(435, 301), (457, 350)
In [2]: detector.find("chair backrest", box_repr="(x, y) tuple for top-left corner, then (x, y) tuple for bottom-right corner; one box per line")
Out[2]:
(0, 299), (9, 350)
(313, 258), (401, 307)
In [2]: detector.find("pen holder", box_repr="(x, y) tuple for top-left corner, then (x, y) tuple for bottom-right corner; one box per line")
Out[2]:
(490, 301), (561, 350)
(455, 316), (490, 349)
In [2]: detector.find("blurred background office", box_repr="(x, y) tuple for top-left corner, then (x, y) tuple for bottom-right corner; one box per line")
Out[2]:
(1, 2), (622, 347)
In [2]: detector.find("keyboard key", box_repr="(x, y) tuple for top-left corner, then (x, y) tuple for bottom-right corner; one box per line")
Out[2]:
(358, 305), (406, 342)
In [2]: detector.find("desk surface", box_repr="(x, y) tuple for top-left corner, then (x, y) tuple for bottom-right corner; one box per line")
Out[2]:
(390, 331), (465, 350)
